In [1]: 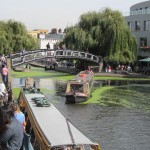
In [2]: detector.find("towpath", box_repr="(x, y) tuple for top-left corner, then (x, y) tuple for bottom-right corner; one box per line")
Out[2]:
(31, 62), (150, 78)
(14, 61), (150, 79)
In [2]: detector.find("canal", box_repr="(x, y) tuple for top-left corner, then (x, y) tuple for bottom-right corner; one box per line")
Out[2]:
(12, 71), (150, 150)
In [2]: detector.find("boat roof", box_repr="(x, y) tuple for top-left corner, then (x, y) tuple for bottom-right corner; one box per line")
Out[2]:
(68, 79), (86, 84)
(68, 71), (93, 84)
(24, 93), (98, 147)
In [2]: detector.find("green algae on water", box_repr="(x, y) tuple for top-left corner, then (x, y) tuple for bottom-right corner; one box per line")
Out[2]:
(82, 86), (113, 104)
(82, 84), (150, 112)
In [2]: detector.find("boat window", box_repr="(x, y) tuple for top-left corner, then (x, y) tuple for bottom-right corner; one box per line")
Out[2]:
(73, 145), (84, 150)
(75, 147), (82, 150)
(51, 147), (63, 150)
(82, 145), (94, 150)
(77, 85), (83, 92)
(73, 144), (98, 150)
(70, 84), (83, 92)
(84, 70), (89, 74)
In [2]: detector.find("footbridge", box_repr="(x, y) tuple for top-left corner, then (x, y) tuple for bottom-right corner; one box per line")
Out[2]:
(10, 49), (101, 68)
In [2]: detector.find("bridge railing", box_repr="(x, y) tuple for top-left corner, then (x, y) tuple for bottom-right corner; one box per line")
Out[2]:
(11, 49), (49, 67)
(54, 50), (99, 63)
(10, 49), (100, 67)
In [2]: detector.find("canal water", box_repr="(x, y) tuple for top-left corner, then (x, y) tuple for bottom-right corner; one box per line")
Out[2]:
(12, 78), (150, 150)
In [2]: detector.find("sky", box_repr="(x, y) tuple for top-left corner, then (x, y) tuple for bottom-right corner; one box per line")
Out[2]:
(0, 0), (146, 31)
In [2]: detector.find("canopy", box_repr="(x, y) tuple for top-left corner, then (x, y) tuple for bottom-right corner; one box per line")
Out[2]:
(138, 58), (150, 62)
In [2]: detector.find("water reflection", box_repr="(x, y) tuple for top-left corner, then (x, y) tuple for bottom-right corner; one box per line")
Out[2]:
(13, 78), (58, 91)
(94, 79), (150, 87)
(12, 78), (150, 150)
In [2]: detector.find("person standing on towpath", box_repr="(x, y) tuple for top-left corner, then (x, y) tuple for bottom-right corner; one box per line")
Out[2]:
(1, 65), (8, 85)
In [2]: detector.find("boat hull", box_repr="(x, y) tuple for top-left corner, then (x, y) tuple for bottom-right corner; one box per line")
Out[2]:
(65, 94), (89, 104)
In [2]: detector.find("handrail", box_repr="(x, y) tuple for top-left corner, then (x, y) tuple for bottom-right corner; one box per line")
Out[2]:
(10, 49), (101, 67)
(66, 118), (75, 145)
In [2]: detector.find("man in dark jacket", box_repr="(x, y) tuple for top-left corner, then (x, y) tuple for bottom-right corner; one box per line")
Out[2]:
(0, 105), (24, 150)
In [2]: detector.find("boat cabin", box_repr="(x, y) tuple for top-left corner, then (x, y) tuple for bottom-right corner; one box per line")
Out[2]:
(65, 70), (94, 103)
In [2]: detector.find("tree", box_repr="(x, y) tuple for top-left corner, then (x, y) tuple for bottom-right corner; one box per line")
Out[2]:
(63, 8), (137, 63)
(64, 27), (86, 50)
(0, 20), (38, 55)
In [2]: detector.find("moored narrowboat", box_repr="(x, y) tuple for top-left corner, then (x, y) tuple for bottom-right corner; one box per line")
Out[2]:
(65, 70), (94, 104)
(18, 87), (101, 150)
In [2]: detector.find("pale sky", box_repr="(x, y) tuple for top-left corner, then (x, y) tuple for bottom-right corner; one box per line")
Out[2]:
(0, 0), (146, 31)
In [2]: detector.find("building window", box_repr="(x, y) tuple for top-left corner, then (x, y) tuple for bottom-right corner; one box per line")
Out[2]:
(139, 8), (144, 15)
(127, 22), (132, 30)
(144, 21), (150, 31)
(135, 21), (140, 31)
(140, 37), (147, 47)
(145, 7), (148, 14)
(130, 10), (134, 16)
(145, 7), (150, 14)
(136, 9), (138, 15)
(130, 7), (150, 16)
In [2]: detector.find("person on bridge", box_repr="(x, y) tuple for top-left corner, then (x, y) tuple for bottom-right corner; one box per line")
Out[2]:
(20, 48), (26, 62)
(46, 42), (50, 49)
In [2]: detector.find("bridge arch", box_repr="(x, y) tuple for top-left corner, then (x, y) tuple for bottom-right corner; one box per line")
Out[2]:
(10, 49), (101, 68)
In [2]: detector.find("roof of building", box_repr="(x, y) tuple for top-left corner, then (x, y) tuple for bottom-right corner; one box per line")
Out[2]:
(131, 1), (150, 11)
(45, 34), (64, 40)
(138, 58), (150, 62)
(33, 29), (49, 32)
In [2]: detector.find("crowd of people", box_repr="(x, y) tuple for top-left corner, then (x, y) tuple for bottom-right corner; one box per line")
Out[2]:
(0, 54), (9, 107)
(0, 54), (26, 150)
(105, 64), (133, 73)
(0, 104), (25, 150)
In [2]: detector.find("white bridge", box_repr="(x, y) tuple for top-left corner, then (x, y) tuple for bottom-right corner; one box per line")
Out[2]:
(10, 49), (101, 67)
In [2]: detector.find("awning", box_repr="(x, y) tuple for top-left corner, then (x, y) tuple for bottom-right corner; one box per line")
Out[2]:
(138, 58), (150, 62)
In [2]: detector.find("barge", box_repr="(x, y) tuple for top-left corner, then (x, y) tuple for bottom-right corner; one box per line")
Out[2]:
(18, 87), (100, 150)
(65, 70), (94, 104)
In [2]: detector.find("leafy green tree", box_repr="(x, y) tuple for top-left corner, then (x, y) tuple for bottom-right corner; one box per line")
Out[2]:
(63, 8), (137, 63)
(0, 20), (38, 55)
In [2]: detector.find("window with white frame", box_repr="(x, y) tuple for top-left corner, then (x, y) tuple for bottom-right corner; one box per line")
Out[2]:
(135, 21), (140, 31)
(127, 22), (132, 31)
(144, 21), (150, 31)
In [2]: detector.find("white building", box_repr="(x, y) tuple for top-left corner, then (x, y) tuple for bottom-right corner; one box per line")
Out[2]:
(125, 0), (150, 58)
(38, 33), (64, 49)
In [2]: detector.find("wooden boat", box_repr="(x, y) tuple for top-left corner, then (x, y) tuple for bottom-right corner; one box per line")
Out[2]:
(65, 70), (94, 104)
(18, 87), (100, 150)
